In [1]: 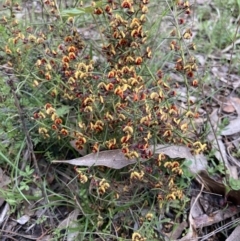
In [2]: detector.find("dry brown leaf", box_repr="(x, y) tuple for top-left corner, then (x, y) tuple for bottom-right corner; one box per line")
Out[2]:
(226, 225), (240, 241)
(0, 203), (10, 225)
(217, 96), (235, 113)
(52, 149), (138, 169)
(190, 197), (204, 219)
(222, 119), (240, 136)
(230, 97), (240, 115)
(196, 0), (210, 4)
(221, 97), (240, 136)
(211, 66), (228, 83)
(168, 221), (188, 240)
(16, 214), (30, 225)
(57, 209), (80, 241)
(175, 186), (204, 241)
(177, 215), (198, 241)
(53, 145), (207, 173)
(194, 206), (240, 228)
(198, 170), (240, 205)
(207, 109), (237, 179)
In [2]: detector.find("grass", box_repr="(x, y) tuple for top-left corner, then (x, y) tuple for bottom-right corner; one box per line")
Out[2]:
(0, 0), (240, 240)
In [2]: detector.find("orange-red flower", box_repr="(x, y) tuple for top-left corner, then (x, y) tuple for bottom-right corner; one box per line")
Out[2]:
(121, 0), (132, 9)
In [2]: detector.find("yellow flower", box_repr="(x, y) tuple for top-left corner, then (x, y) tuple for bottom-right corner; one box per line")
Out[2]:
(60, 128), (68, 136)
(150, 92), (159, 100)
(123, 126), (133, 135)
(141, 5), (148, 13)
(105, 138), (116, 149)
(172, 167), (183, 175)
(28, 34), (36, 42)
(157, 153), (165, 166)
(121, 134), (131, 144)
(166, 193), (176, 200)
(118, 113), (126, 121)
(98, 179), (110, 194)
(193, 141), (207, 154)
(105, 112), (114, 121)
(132, 232), (146, 241)
(164, 161), (172, 169)
(145, 212), (153, 221)
(32, 80), (39, 87)
(5, 45), (12, 55)
(84, 106), (93, 112)
(130, 170), (144, 180)
(168, 178), (175, 188)
(130, 18), (140, 28)
(39, 127), (48, 134)
(83, 97), (94, 106)
(121, 0), (132, 9)
(38, 127), (50, 138)
(45, 107), (55, 115)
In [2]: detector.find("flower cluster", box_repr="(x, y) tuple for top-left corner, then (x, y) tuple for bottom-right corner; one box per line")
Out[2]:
(98, 178), (110, 195)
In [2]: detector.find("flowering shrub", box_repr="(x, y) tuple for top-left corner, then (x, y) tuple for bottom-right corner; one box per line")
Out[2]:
(1, 1), (206, 238)
(1, 0), (205, 193)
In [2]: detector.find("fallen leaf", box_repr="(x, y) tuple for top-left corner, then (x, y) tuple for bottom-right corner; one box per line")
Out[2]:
(52, 149), (138, 169)
(53, 145), (207, 173)
(194, 206), (240, 228)
(207, 109), (237, 179)
(170, 221), (188, 240)
(217, 96), (235, 113)
(0, 203), (10, 225)
(177, 215), (198, 241)
(221, 98), (240, 136)
(190, 197), (205, 219)
(221, 97), (240, 136)
(230, 97), (240, 115)
(226, 225), (240, 241)
(221, 119), (240, 136)
(211, 66), (228, 83)
(198, 170), (240, 205)
(16, 214), (30, 225)
(196, 0), (210, 4)
(57, 209), (80, 241)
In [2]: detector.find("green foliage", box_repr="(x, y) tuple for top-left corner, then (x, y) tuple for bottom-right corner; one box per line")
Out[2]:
(61, 1), (103, 16)
(196, 0), (239, 53)
(229, 177), (240, 190)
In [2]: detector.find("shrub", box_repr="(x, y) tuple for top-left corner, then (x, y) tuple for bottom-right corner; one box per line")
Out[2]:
(0, 1), (206, 238)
